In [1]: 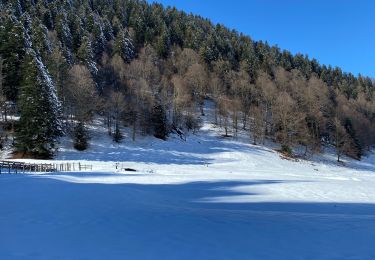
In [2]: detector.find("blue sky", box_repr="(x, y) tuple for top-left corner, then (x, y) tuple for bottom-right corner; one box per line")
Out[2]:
(147, 0), (374, 77)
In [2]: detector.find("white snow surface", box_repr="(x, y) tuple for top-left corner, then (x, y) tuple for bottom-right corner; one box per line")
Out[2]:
(1, 114), (375, 259)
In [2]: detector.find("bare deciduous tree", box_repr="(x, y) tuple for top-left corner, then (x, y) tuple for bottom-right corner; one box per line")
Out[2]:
(231, 98), (241, 137)
(171, 74), (192, 128)
(66, 65), (98, 122)
(230, 68), (254, 130)
(333, 117), (354, 162)
(184, 63), (208, 116)
(257, 72), (277, 136)
(108, 91), (126, 130)
(218, 96), (232, 137)
(174, 48), (200, 76)
(209, 74), (224, 125)
(272, 91), (306, 152)
(249, 105), (266, 145)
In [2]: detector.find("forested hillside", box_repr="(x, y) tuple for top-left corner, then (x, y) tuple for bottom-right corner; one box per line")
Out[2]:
(0, 0), (374, 159)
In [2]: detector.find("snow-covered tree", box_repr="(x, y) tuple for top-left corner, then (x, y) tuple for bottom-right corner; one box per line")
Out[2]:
(77, 35), (98, 74)
(103, 17), (114, 41)
(15, 49), (62, 158)
(91, 17), (107, 58)
(55, 12), (73, 49)
(0, 12), (26, 101)
(114, 29), (135, 63)
(30, 19), (51, 59)
(155, 24), (170, 58)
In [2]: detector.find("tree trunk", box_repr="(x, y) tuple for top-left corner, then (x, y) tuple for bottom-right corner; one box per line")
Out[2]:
(242, 112), (247, 130)
(200, 103), (204, 116)
(132, 122), (136, 141)
(4, 106), (7, 122)
(214, 103), (218, 125)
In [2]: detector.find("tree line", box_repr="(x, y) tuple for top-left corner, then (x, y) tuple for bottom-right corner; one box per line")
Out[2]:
(0, 0), (374, 160)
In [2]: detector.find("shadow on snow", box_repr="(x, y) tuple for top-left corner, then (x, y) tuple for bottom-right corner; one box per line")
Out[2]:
(1, 176), (375, 259)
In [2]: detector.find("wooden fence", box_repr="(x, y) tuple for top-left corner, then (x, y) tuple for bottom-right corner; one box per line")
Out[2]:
(54, 162), (93, 172)
(0, 161), (93, 174)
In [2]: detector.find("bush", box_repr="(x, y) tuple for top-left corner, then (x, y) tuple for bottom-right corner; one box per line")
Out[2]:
(281, 144), (293, 156)
(185, 115), (202, 133)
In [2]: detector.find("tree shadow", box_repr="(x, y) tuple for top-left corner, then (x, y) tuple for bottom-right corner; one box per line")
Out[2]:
(2, 176), (375, 259)
(308, 150), (375, 173)
(57, 128), (272, 165)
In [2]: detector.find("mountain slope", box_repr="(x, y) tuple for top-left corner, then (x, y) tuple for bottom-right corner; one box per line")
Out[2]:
(1, 116), (375, 259)
(0, 0), (374, 159)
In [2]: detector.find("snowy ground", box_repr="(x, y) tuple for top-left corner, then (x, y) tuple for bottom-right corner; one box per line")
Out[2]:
(1, 112), (375, 259)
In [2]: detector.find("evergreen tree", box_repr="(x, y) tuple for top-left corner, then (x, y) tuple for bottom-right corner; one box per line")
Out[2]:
(15, 49), (62, 158)
(155, 24), (170, 58)
(343, 118), (362, 159)
(30, 19), (51, 60)
(102, 17), (114, 41)
(46, 47), (69, 102)
(55, 12), (73, 49)
(151, 103), (168, 140)
(0, 56), (3, 92)
(199, 35), (219, 65)
(73, 121), (89, 151)
(0, 13), (26, 101)
(113, 29), (135, 63)
(68, 13), (84, 52)
(90, 15), (107, 59)
(77, 35), (97, 74)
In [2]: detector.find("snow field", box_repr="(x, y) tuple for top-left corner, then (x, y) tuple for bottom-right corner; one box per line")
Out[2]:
(1, 112), (375, 259)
